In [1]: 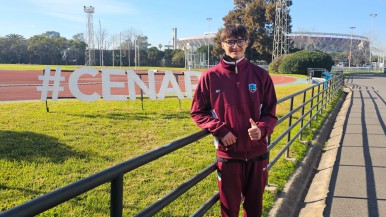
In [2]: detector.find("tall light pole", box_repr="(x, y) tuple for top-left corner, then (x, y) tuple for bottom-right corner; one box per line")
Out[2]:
(119, 32), (122, 68)
(206, 17), (212, 68)
(99, 19), (103, 67)
(136, 36), (140, 68)
(272, 0), (290, 60)
(349, 26), (355, 68)
(84, 6), (95, 66)
(172, 28), (177, 50)
(112, 36), (115, 67)
(369, 13), (377, 64)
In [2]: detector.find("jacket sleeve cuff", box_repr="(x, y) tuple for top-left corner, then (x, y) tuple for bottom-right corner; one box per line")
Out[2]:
(259, 126), (267, 138)
(214, 126), (230, 138)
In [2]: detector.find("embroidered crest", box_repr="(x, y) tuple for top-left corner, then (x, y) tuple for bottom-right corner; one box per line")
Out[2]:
(249, 84), (257, 93)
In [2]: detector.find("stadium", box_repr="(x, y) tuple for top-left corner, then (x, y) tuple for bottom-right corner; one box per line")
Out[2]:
(288, 31), (369, 53)
(177, 31), (370, 67)
(177, 35), (214, 69)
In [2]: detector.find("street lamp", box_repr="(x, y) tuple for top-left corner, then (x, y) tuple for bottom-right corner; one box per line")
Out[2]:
(349, 26), (355, 68)
(99, 19), (103, 67)
(369, 13), (377, 64)
(206, 17), (212, 68)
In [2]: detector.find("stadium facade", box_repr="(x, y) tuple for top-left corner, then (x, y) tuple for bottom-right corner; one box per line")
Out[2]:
(177, 35), (214, 69)
(177, 31), (370, 67)
(288, 31), (369, 53)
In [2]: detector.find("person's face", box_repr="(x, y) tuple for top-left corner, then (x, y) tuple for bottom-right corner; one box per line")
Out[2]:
(221, 37), (248, 60)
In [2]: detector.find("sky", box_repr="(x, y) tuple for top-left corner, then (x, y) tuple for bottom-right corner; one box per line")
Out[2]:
(1, 0), (385, 53)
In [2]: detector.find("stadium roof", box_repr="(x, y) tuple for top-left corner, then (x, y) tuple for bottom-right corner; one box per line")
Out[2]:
(289, 31), (369, 41)
(177, 35), (214, 50)
(176, 31), (370, 53)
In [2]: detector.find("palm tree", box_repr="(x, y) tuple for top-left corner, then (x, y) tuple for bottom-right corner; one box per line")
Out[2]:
(6, 34), (27, 63)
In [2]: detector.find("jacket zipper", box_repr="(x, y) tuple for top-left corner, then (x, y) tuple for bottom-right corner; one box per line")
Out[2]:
(234, 60), (238, 74)
(235, 61), (240, 88)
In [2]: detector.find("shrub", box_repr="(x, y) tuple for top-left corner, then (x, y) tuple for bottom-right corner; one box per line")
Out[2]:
(268, 54), (290, 74)
(278, 50), (334, 75)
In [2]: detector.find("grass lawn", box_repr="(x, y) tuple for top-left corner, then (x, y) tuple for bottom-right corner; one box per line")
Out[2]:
(0, 64), (339, 216)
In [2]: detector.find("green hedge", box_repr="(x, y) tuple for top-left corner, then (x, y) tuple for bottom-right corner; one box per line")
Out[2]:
(268, 54), (290, 74)
(278, 50), (334, 75)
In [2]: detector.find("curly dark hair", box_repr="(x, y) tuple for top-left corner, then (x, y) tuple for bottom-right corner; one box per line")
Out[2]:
(220, 24), (248, 41)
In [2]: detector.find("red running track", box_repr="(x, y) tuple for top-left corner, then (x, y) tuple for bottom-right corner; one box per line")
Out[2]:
(0, 70), (296, 101)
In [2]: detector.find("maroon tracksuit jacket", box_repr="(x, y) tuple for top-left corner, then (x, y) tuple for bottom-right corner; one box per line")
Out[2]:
(191, 57), (277, 216)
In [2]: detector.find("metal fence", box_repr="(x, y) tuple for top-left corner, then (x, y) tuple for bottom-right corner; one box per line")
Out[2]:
(332, 66), (384, 73)
(0, 73), (344, 217)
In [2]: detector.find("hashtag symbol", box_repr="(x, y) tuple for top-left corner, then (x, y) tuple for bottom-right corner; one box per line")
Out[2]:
(37, 66), (65, 101)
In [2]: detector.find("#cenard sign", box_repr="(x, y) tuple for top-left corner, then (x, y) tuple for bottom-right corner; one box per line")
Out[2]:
(38, 66), (202, 102)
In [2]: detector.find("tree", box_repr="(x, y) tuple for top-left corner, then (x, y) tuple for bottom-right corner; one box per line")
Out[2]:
(42, 31), (61, 38)
(328, 51), (348, 65)
(147, 47), (163, 66)
(0, 37), (5, 63)
(72, 33), (86, 42)
(132, 35), (151, 67)
(95, 27), (109, 66)
(51, 37), (69, 64)
(198, 44), (217, 66)
(172, 49), (185, 67)
(66, 39), (86, 65)
(28, 35), (49, 64)
(28, 34), (69, 64)
(3, 34), (28, 63)
(0, 32), (85, 65)
(136, 35), (151, 50)
(121, 28), (138, 67)
(162, 49), (174, 67)
(278, 50), (334, 75)
(213, 0), (291, 63)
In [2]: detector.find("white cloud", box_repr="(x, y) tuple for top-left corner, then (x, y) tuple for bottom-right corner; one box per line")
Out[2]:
(24, 0), (137, 24)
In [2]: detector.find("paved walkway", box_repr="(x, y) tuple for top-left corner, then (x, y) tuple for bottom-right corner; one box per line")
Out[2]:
(299, 74), (386, 217)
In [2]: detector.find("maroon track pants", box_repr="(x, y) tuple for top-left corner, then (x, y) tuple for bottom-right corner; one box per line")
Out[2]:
(217, 159), (268, 217)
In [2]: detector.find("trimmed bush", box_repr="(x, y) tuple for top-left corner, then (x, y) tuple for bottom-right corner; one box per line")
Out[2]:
(268, 54), (290, 74)
(278, 50), (334, 75)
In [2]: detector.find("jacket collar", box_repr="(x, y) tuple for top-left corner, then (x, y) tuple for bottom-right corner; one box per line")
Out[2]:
(220, 56), (247, 74)
(222, 54), (245, 64)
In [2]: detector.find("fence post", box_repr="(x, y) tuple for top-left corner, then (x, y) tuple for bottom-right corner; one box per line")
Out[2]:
(138, 74), (144, 111)
(174, 74), (182, 110)
(321, 84), (325, 115)
(309, 87), (315, 128)
(299, 90), (307, 141)
(316, 85), (321, 115)
(327, 79), (333, 108)
(111, 175), (124, 217)
(286, 96), (294, 158)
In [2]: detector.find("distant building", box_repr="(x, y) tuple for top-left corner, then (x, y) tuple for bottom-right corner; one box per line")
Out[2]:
(288, 31), (369, 53)
(176, 31), (371, 67)
(289, 31), (370, 65)
(177, 35), (214, 69)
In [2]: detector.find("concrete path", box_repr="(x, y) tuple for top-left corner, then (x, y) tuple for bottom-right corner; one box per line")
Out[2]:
(299, 74), (386, 217)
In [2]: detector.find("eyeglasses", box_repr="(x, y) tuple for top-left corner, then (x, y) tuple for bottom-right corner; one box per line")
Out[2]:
(223, 39), (246, 47)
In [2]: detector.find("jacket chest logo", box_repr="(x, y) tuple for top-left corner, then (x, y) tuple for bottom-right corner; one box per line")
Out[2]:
(248, 84), (257, 93)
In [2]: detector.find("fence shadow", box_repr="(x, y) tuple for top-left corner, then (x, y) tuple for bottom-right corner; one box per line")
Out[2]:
(0, 130), (94, 163)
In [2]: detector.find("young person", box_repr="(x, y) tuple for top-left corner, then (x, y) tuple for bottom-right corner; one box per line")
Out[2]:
(190, 24), (278, 217)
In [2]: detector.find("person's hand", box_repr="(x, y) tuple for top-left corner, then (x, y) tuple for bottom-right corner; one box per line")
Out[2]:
(220, 132), (237, 146)
(248, 118), (261, 140)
